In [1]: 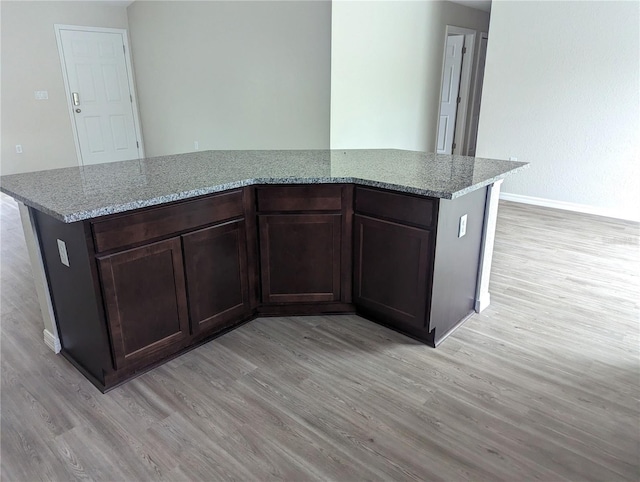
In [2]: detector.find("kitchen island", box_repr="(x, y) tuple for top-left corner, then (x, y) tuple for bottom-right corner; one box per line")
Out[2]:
(1, 149), (528, 391)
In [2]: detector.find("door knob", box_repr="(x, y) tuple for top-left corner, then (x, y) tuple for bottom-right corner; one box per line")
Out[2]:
(75, 108), (81, 113)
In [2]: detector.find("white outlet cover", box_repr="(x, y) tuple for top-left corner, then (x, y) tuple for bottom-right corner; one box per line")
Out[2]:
(57, 239), (70, 267)
(35, 90), (49, 100)
(458, 214), (467, 238)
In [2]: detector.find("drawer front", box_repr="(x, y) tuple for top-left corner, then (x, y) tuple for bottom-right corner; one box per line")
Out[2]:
(256, 185), (343, 212)
(92, 190), (244, 253)
(355, 187), (437, 228)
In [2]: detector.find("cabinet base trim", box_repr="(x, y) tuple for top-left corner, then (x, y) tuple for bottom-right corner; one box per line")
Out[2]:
(433, 310), (475, 347)
(257, 303), (355, 316)
(60, 349), (106, 391)
(43, 329), (61, 353)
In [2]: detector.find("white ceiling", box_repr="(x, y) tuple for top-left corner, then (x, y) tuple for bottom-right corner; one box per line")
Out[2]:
(447, 0), (492, 13)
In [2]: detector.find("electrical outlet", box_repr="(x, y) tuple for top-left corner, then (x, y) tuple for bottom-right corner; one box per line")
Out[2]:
(34, 90), (49, 100)
(509, 156), (518, 161)
(458, 214), (467, 238)
(194, 141), (199, 150)
(15, 145), (23, 154)
(57, 239), (70, 267)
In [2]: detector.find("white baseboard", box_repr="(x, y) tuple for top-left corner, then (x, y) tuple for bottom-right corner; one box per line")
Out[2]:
(43, 329), (61, 354)
(475, 292), (490, 313)
(499, 192), (640, 222)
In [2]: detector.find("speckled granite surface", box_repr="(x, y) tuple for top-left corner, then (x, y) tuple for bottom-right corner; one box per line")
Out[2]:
(0, 149), (528, 222)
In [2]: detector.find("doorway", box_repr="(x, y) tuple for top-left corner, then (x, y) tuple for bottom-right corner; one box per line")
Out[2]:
(55, 25), (144, 166)
(436, 26), (477, 155)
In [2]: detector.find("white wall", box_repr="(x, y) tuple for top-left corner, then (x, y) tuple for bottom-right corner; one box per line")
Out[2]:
(0, 1), (129, 175)
(126, 1), (331, 157)
(476, 1), (640, 221)
(330, 0), (489, 151)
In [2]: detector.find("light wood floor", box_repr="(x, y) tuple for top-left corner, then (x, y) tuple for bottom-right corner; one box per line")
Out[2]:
(1, 194), (638, 481)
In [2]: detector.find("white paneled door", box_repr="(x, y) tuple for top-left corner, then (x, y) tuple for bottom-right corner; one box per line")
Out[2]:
(437, 34), (465, 155)
(57, 27), (142, 166)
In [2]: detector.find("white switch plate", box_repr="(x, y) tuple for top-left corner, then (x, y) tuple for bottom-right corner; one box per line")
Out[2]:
(458, 214), (467, 238)
(15, 145), (23, 154)
(35, 90), (49, 100)
(57, 239), (70, 267)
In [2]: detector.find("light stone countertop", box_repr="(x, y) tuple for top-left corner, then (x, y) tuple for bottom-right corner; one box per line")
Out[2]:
(0, 149), (529, 223)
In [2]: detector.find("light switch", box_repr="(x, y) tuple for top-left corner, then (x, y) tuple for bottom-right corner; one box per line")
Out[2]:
(35, 91), (49, 100)
(57, 239), (70, 267)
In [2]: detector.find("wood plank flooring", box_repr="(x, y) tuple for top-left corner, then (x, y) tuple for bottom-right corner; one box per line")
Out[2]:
(1, 194), (639, 481)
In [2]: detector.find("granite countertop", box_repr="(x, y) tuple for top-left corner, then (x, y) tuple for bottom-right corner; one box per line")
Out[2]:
(0, 149), (528, 223)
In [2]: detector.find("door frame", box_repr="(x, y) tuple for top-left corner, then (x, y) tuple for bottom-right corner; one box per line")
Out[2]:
(435, 25), (476, 156)
(54, 24), (145, 166)
(464, 31), (489, 156)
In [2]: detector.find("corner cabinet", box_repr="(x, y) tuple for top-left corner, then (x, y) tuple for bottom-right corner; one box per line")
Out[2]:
(255, 185), (354, 312)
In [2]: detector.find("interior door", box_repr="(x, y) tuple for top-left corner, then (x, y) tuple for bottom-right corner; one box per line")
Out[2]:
(437, 34), (465, 155)
(58, 28), (141, 165)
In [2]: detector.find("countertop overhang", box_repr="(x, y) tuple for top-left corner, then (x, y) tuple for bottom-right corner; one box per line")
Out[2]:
(0, 149), (529, 223)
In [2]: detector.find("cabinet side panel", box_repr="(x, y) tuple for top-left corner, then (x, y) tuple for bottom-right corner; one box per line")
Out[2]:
(430, 187), (487, 344)
(33, 210), (111, 385)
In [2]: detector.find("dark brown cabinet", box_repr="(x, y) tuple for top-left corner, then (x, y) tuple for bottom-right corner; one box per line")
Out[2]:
(352, 187), (437, 339)
(352, 186), (488, 346)
(32, 183), (486, 391)
(84, 190), (251, 383)
(182, 219), (250, 335)
(353, 214), (433, 330)
(259, 213), (342, 303)
(255, 185), (352, 307)
(97, 237), (190, 370)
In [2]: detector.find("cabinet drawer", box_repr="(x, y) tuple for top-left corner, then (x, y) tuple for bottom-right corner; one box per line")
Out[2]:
(92, 190), (244, 253)
(256, 185), (343, 212)
(355, 187), (437, 228)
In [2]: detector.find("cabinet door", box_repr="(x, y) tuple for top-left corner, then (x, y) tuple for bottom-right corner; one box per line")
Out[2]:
(259, 214), (342, 303)
(97, 238), (189, 370)
(354, 215), (433, 329)
(182, 220), (250, 335)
